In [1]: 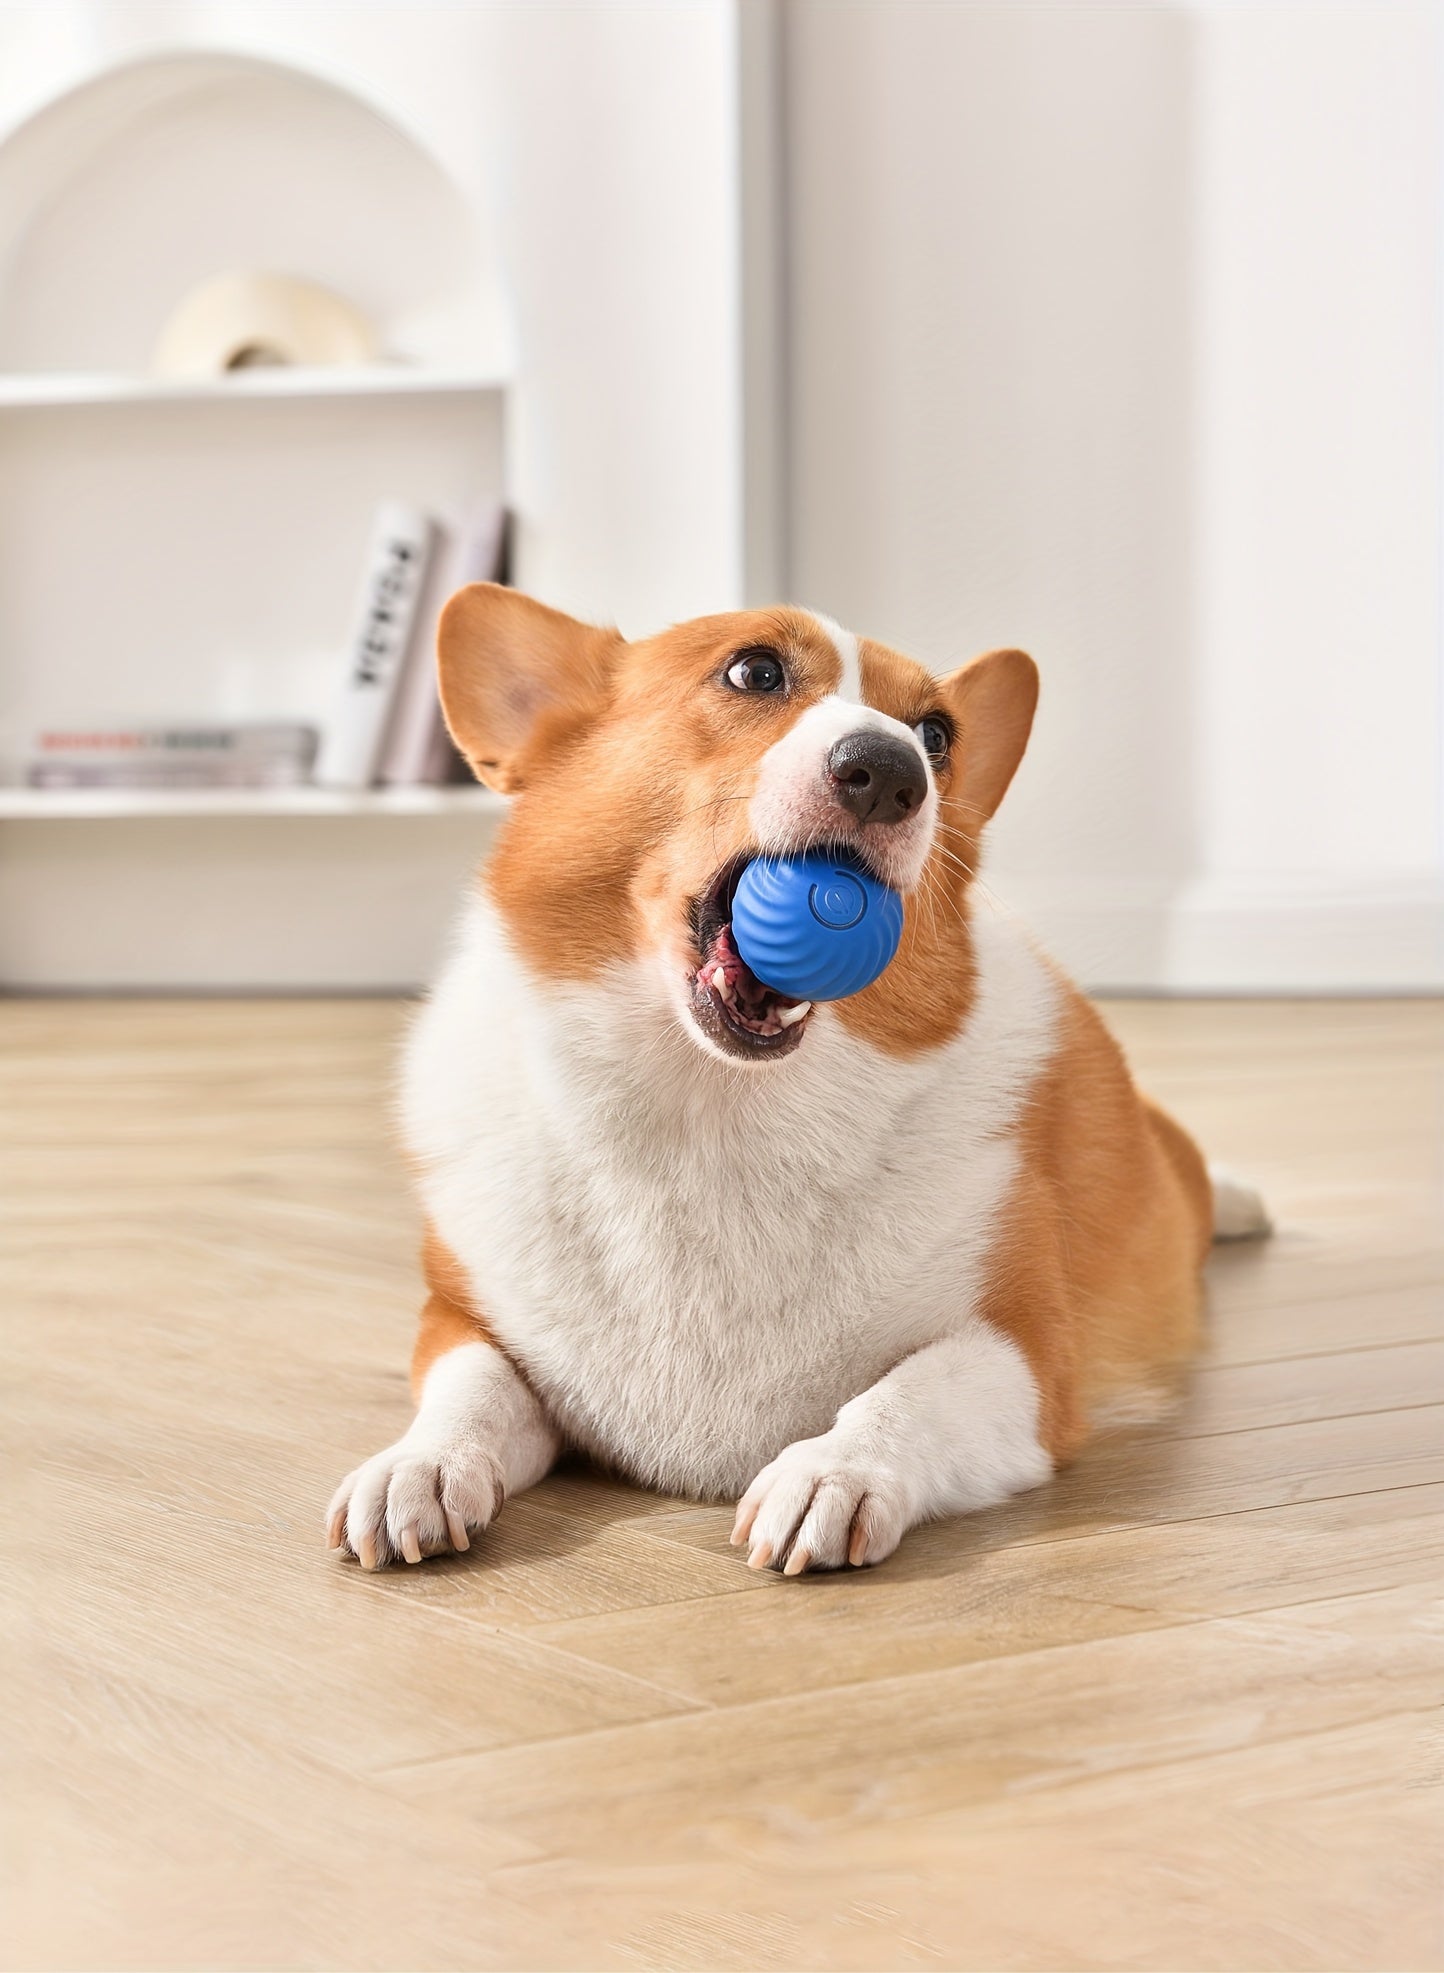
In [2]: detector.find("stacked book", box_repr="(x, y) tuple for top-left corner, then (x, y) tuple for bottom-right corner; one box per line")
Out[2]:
(21, 497), (507, 795)
(28, 724), (318, 789)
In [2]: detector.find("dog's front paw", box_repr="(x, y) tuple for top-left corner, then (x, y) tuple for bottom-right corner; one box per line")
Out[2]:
(325, 1436), (504, 1570)
(730, 1434), (913, 1576)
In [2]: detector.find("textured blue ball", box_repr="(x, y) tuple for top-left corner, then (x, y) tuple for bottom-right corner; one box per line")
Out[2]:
(731, 851), (904, 1002)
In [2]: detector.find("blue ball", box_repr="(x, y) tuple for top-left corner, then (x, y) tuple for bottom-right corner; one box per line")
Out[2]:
(731, 850), (904, 1003)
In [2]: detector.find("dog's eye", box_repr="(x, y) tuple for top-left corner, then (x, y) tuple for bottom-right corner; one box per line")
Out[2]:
(725, 648), (786, 694)
(915, 715), (951, 763)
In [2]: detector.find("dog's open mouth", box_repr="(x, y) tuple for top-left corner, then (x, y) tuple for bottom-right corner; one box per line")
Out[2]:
(687, 858), (814, 1060)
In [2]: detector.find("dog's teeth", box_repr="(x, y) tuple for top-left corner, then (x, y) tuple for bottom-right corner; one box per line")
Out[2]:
(777, 1001), (812, 1028)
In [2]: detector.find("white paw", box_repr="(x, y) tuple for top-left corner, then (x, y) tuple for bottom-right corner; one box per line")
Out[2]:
(325, 1436), (504, 1570)
(730, 1433), (913, 1576)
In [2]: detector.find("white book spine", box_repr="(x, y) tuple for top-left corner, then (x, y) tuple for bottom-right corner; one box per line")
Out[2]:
(378, 502), (508, 787)
(314, 502), (435, 789)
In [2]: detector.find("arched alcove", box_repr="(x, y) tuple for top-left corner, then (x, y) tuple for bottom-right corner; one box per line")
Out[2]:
(0, 49), (501, 373)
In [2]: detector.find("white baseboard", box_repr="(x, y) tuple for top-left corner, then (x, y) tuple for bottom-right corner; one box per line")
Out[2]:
(996, 871), (1444, 993)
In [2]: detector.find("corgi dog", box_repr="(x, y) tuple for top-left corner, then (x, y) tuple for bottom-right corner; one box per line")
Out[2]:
(327, 589), (1268, 1576)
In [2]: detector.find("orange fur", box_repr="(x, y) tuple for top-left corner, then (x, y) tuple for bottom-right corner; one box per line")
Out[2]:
(410, 1225), (496, 1402)
(992, 981), (1211, 1453)
(834, 639), (1037, 1056)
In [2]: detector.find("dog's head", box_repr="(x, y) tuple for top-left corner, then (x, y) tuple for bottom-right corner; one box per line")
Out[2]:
(439, 587), (1036, 1064)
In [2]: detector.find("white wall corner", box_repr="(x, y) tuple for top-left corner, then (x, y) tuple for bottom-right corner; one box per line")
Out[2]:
(738, 0), (788, 607)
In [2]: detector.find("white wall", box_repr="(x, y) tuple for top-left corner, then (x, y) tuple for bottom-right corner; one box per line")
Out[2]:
(475, 3), (748, 629)
(785, 0), (1443, 989)
(1183, 3), (1441, 986)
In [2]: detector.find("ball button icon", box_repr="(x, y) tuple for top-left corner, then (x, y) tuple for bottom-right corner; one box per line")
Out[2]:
(812, 875), (867, 929)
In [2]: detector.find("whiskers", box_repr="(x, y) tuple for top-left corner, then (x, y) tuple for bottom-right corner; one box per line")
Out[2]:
(930, 819), (1009, 920)
(905, 819), (1011, 944)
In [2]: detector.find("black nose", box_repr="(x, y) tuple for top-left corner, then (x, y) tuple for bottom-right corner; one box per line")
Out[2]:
(827, 731), (927, 826)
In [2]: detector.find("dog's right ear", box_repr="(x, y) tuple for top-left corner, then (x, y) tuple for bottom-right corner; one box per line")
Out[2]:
(437, 583), (623, 794)
(935, 646), (1039, 828)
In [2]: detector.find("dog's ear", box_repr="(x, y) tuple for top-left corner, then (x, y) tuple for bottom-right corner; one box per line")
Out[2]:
(935, 647), (1039, 825)
(437, 584), (623, 793)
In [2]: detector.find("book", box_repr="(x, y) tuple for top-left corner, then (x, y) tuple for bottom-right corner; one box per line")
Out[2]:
(314, 502), (437, 789)
(28, 758), (314, 790)
(32, 723), (317, 763)
(25, 723), (318, 788)
(378, 502), (508, 787)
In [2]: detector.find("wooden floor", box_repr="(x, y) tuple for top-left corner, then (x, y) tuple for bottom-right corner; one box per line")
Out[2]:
(2, 996), (1440, 1971)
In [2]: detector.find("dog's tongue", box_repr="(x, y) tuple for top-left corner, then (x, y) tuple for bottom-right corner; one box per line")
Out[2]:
(700, 924), (809, 1036)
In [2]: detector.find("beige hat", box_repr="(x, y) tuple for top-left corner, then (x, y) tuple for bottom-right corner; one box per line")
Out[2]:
(152, 272), (379, 376)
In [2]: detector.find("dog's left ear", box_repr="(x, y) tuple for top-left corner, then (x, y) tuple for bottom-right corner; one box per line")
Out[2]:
(935, 647), (1038, 825)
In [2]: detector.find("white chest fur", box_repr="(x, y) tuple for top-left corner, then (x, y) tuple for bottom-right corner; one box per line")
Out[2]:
(401, 894), (1059, 1498)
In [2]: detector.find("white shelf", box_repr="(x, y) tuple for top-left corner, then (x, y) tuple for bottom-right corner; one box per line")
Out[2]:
(0, 48), (514, 989)
(0, 366), (505, 411)
(0, 785), (504, 820)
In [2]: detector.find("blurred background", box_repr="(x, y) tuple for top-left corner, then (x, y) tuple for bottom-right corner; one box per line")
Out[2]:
(0, 0), (1438, 997)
